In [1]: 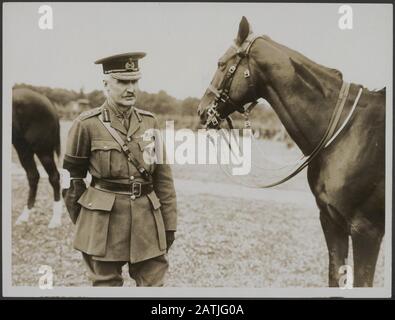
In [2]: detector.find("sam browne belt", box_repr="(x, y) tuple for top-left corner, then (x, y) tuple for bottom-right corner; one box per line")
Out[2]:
(91, 177), (153, 197)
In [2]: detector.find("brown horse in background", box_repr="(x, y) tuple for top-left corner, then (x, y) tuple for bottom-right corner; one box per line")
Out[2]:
(12, 88), (63, 228)
(197, 17), (385, 287)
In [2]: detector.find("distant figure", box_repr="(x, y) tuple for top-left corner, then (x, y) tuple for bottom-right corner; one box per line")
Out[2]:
(12, 88), (62, 228)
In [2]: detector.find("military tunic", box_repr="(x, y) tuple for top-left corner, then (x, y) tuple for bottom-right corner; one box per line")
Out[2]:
(63, 100), (177, 263)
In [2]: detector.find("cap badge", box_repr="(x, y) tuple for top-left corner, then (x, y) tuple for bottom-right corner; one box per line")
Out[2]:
(125, 59), (135, 70)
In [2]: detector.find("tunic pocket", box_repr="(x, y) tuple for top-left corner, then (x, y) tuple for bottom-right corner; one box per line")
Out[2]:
(138, 140), (155, 152)
(137, 139), (156, 170)
(73, 187), (116, 256)
(147, 192), (167, 251)
(91, 140), (123, 178)
(78, 186), (116, 211)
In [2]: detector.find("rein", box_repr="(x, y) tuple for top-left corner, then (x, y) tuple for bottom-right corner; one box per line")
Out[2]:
(204, 35), (363, 188)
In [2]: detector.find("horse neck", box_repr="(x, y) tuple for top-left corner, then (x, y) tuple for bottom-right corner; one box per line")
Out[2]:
(251, 41), (344, 155)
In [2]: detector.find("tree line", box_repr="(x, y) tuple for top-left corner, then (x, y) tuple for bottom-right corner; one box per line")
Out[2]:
(13, 83), (200, 117)
(13, 83), (292, 145)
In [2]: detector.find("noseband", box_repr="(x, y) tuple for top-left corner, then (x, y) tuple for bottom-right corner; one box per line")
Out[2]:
(204, 36), (264, 129)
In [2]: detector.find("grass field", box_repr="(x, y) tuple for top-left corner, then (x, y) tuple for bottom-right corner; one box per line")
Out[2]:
(10, 120), (385, 288)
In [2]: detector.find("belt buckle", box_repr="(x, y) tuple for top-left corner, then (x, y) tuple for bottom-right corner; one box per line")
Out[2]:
(131, 182), (142, 197)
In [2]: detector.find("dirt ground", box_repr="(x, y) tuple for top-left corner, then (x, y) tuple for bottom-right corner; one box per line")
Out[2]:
(10, 121), (385, 288)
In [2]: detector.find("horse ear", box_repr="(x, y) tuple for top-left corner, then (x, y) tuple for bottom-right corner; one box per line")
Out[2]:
(236, 16), (251, 46)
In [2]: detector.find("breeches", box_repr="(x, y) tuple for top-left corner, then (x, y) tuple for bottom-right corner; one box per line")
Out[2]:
(82, 253), (169, 287)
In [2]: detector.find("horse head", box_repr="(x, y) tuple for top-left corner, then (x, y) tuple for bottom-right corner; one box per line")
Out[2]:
(197, 16), (264, 128)
(198, 16), (345, 153)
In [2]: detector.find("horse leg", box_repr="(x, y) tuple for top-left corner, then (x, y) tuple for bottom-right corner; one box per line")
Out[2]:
(351, 216), (383, 287)
(14, 146), (39, 224)
(320, 207), (349, 287)
(36, 151), (62, 228)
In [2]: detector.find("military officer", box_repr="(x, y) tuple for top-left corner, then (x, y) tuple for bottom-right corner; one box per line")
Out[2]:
(62, 52), (177, 287)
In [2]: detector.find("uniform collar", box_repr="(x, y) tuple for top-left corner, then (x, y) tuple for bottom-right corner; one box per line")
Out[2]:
(107, 98), (134, 120)
(128, 108), (141, 137)
(104, 99), (140, 137)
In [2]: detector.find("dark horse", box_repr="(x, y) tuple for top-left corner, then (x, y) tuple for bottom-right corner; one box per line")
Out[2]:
(12, 88), (63, 228)
(197, 17), (385, 287)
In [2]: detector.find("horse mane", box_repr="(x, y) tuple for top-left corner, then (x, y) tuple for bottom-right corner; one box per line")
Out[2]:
(259, 35), (343, 96)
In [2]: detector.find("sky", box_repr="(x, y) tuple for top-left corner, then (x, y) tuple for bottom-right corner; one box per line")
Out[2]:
(3, 3), (393, 99)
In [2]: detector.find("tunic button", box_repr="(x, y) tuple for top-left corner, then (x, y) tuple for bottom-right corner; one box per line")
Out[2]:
(130, 195), (136, 200)
(88, 203), (92, 207)
(103, 146), (107, 149)
(130, 176), (134, 180)
(127, 137), (131, 142)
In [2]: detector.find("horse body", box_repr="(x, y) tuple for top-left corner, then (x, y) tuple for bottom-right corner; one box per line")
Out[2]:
(261, 58), (386, 286)
(307, 87), (385, 287)
(12, 88), (62, 228)
(197, 17), (386, 287)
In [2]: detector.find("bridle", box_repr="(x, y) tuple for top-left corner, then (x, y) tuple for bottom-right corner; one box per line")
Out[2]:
(202, 34), (363, 188)
(204, 35), (264, 129)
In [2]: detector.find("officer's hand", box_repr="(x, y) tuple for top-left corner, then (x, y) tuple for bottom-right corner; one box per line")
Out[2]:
(166, 231), (175, 252)
(62, 179), (87, 224)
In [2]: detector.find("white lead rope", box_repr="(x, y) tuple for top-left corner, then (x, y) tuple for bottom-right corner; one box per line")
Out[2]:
(212, 86), (363, 189)
(324, 87), (362, 148)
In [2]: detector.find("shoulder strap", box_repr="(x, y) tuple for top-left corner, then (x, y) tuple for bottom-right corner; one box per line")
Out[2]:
(134, 107), (155, 118)
(97, 114), (151, 181)
(79, 107), (102, 121)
